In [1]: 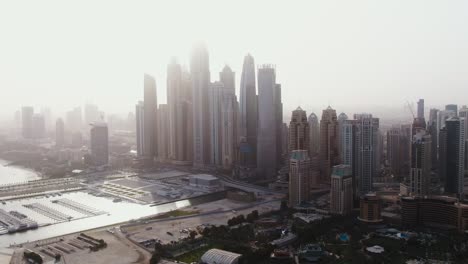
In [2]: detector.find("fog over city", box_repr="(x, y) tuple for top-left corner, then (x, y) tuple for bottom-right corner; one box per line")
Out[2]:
(2, 2), (468, 264)
(1, 0), (468, 121)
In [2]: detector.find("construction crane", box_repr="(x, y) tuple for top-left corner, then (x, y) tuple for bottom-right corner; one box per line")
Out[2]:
(405, 101), (415, 119)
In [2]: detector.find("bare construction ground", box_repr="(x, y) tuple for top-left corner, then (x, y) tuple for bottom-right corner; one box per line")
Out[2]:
(123, 197), (282, 245)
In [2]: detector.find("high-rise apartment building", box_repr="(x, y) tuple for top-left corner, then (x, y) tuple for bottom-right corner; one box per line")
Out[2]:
(438, 127), (448, 182)
(410, 130), (432, 196)
(353, 114), (379, 197)
(21, 106), (34, 139)
(337, 113), (348, 163)
(135, 101), (145, 157)
(275, 84), (283, 166)
(55, 118), (65, 147)
(319, 106), (339, 182)
(191, 44), (211, 167)
(459, 106), (468, 170)
(219, 66), (238, 169)
(157, 104), (170, 161)
(143, 74), (158, 159)
(445, 117), (465, 198)
(288, 107), (309, 152)
(339, 119), (354, 167)
(239, 54), (257, 168)
(289, 150), (311, 207)
(330, 165), (353, 215)
(66, 107), (82, 133)
(90, 122), (108, 166)
(85, 104), (100, 125)
(387, 125), (404, 179)
(167, 60), (193, 164)
(428, 108), (439, 169)
(446, 104), (458, 115)
(308, 113), (320, 157)
(32, 114), (46, 139)
(257, 65), (280, 179)
(417, 99), (425, 119)
(208, 81), (223, 166)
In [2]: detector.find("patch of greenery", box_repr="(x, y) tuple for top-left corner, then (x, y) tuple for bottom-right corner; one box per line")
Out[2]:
(150, 209), (200, 219)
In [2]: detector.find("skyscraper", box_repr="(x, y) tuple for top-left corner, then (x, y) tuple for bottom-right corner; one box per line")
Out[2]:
(387, 125), (404, 179)
(288, 107), (309, 152)
(143, 74), (158, 159)
(308, 113), (320, 157)
(275, 84), (283, 166)
(400, 124), (412, 180)
(459, 106), (468, 170)
(55, 118), (65, 147)
(445, 117), (465, 198)
(410, 130), (432, 196)
(21, 106), (34, 139)
(219, 66), (238, 169)
(339, 116), (353, 167)
(330, 165), (353, 215)
(438, 127), (448, 182)
(446, 104), (458, 115)
(428, 108), (439, 169)
(337, 113), (348, 161)
(85, 104), (100, 125)
(90, 122), (108, 166)
(239, 54), (257, 168)
(417, 99), (424, 119)
(135, 101), (145, 156)
(289, 150), (311, 207)
(412, 99), (426, 136)
(167, 59), (193, 164)
(191, 44), (211, 167)
(208, 81), (223, 166)
(437, 110), (456, 138)
(353, 114), (379, 196)
(66, 107), (82, 133)
(319, 106), (339, 182)
(32, 114), (46, 139)
(257, 65), (279, 179)
(157, 104), (170, 161)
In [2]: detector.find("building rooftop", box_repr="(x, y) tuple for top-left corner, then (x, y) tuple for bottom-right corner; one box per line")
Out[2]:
(201, 248), (242, 264)
(332, 165), (352, 177)
(290, 150), (309, 161)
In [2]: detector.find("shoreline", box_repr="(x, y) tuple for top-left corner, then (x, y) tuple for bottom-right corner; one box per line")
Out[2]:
(0, 158), (43, 180)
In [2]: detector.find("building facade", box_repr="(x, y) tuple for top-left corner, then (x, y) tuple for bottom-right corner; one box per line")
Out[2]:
(257, 65), (280, 179)
(445, 117), (465, 198)
(190, 44), (211, 167)
(330, 165), (353, 215)
(289, 150), (312, 207)
(142, 74), (158, 159)
(289, 107), (309, 152)
(308, 113), (320, 157)
(90, 122), (108, 166)
(353, 114), (379, 197)
(319, 106), (339, 182)
(239, 54), (257, 169)
(410, 130), (432, 196)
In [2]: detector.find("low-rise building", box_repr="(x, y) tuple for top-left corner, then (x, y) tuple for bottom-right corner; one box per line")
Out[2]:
(359, 193), (383, 223)
(401, 195), (468, 233)
(200, 248), (242, 264)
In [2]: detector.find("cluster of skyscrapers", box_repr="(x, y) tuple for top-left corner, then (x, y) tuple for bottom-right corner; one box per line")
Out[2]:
(135, 45), (284, 178)
(388, 100), (467, 199)
(287, 106), (381, 209)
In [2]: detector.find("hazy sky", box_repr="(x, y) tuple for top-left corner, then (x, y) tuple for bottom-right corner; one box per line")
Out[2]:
(1, 0), (468, 121)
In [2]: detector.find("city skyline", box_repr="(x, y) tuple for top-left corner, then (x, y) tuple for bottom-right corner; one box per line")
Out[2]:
(2, 1), (468, 120)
